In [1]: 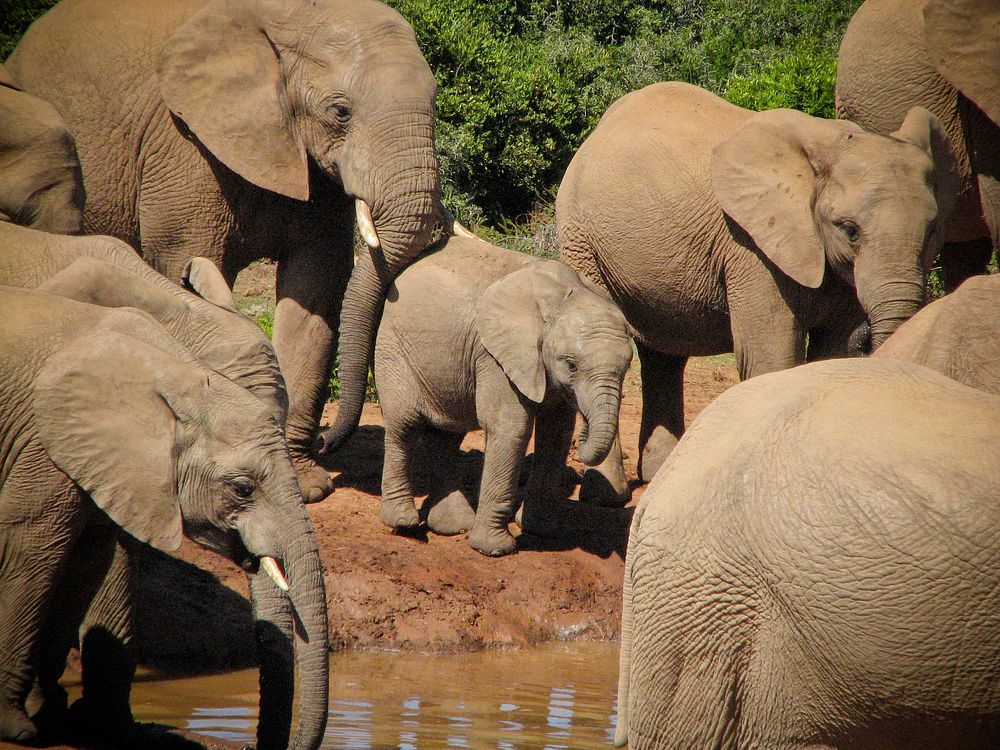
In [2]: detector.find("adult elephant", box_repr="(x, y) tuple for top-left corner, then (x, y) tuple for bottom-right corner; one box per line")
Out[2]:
(837, 0), (1000, 292)
(0, 288), (328, 750)
(7, 0), (453, 502)
(616, 358), (1000, 749)
(0, 63), (82, 234)
(874, 273), (1000, 394)
(557, 81), (956, 482)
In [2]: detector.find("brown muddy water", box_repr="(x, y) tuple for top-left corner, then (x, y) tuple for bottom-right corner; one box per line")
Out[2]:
(65, 642), (620, 748)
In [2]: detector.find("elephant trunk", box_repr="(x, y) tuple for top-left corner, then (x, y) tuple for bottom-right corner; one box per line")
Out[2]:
(857, 272), (926, 351)
(576, 382), (622, 467)
(319, 124), (440, 454)
(244, 503), (330, 750)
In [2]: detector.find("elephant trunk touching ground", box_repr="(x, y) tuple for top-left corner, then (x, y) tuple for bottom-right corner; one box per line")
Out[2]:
(240, 500), (329, 750)
(322, 120), (441, 454)
(575, 379), (623, 467)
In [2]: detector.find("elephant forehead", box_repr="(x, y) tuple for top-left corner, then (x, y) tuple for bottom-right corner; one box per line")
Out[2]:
(836, 136), (935, 182)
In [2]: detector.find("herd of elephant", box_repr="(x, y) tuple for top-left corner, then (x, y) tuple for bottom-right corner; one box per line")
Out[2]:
(0, 0), (997, 748)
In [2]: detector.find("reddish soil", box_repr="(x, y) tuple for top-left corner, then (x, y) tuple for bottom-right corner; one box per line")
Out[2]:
(125, 355), (739, 670)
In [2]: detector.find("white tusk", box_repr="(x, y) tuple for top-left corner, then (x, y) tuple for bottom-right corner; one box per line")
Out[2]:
(452, 219), (476, 239)
(439, 202), (479, 239)
(260, 556), (290, 592)
(355, 199), (380, 250)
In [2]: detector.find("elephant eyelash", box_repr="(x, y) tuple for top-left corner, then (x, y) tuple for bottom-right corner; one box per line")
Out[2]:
(836, 220), (861, 243)
(226, 477), (256, 499)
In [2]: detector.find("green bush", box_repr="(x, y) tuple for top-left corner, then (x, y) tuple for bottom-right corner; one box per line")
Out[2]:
(0, 0), (57, 59)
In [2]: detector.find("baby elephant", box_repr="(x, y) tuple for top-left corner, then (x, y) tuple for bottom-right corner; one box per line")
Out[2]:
(356, 235), (630, 557)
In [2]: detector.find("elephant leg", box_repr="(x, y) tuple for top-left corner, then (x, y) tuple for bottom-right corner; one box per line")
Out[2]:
(380, 420), (421, 531)
(728, 282), (804, 381)
(0, 488), (81, 742)
(468, 420), (533, 557)
(273, 239), (353, 503)
(422, 430), (475, 537)
(68, 529), (137, 742)
(636, 342), (686, 484)
(521, 401), (576, 537)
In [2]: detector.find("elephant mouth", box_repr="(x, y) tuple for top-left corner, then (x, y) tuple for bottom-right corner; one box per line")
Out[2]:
(224, 531), (291, 590)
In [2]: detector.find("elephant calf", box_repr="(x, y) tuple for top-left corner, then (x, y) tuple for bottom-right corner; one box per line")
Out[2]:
(321, 236), (632, 557)
(0, 288), (329, 750)
(618, 358), (1000, 749)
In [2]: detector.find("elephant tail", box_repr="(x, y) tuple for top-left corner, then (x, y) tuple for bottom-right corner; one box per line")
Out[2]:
(316, 252), (383, 455)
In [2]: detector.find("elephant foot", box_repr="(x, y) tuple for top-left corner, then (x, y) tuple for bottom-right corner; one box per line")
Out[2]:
(425, 491), (476, 536)
(638, 427), (679, 483)
(0, 705), (37, 743)
(468, 523), (517, 557)
(380, 498), (421, 531)
(579, 467), (629, 506)
(291, 454), (335, 503)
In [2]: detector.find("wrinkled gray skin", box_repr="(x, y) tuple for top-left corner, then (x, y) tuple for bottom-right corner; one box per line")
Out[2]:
(0, 289), (328, 750)
(558, 82), (956, 483)
(348, 236), (632, 557)
(837, 0), (1000, 292)
(0, 221), (288, 426)
(874, 273), (1000, 394)
(0, 63), (82, 234)
(8, 0), (449, 503)
(618, 358), (1000, 749)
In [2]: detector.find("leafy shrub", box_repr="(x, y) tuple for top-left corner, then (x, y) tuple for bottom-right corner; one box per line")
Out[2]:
(0, 0), (57, 59)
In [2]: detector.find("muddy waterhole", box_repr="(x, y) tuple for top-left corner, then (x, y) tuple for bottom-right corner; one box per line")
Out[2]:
(64, 642), (620, 749)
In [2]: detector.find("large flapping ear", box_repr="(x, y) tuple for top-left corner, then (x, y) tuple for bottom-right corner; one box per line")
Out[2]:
(181, 257), (238, 312)
(475, 263), (556, 403)
(33, 331), (189, 551)
(712, 110), (863, 289)
(891, 106), (960, 228)
(925, 0), (1000, 126)
(156, 0), (309, 200)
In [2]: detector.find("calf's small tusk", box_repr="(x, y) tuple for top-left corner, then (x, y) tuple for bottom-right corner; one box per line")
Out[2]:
(355, 199), (381, 250)
(261, 556), (290, 592)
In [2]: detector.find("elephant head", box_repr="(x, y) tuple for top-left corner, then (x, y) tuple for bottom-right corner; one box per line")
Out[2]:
(157, 0), (445, 428)
(0, 63), (84, 234)
(31, 309), (328, 750)
(476, 261), (633, 466)
(712, 105), (958, 350)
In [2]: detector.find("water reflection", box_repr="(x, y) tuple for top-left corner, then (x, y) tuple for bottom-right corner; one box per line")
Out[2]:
(119, 641), (619, 749)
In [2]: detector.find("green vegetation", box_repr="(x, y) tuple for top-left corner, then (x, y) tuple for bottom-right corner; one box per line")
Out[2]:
(0, 0), (57, 59)
(387, 0), (862, 230)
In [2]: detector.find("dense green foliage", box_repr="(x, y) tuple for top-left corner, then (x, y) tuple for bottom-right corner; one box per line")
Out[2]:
(387, 0), (861, 225)
(3, 0), (862, 231)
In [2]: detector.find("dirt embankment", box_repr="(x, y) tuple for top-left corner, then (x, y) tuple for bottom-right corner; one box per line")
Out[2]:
(130, 354), (738, 669)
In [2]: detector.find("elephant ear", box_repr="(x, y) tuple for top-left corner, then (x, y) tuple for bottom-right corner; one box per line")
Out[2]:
(181, 257), (238, 312)
(891, 106), (960, 231)
(925, 0), (1000, 126)
(712, 110), (863, 289)
(33, 331), (189, 551)
(156, 0), (309, 201)
(475, 262), (565, 403)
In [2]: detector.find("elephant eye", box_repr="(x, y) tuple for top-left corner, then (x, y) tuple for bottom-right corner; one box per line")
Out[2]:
(837, 220), (861, 243)
(564, 359), (578, 375)
(327, 97), (352, 122)
(227, 477), (256, 499)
